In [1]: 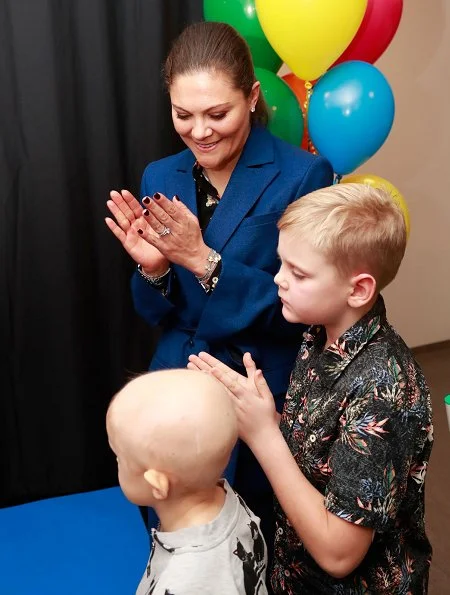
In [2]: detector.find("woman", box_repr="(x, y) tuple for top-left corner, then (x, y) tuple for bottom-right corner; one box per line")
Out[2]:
(105, 21), (333, 562)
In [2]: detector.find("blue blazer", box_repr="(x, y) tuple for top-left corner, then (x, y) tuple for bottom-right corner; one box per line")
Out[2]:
(132, 126), (333, 397)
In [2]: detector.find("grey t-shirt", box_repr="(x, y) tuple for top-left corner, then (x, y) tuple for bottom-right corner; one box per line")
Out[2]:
(136, 479), (268, 595)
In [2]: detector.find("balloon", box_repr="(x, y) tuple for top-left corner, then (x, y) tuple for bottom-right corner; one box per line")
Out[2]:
(203, 0), (282, 72)
(333, 0), (403, 66)
(308, 61), (395, 175)
(255, 0), (367, 81)
(281, 73), (309, 108)
(282, 73), (315, 151)
(342, 173), (410, 238)
(255, 68), (304, 146)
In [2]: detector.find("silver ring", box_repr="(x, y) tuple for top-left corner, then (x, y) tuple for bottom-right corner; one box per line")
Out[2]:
(158, 226), (171, 237)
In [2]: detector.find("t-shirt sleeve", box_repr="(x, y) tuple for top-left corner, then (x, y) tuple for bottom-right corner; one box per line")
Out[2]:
(324, 373), (423, 533)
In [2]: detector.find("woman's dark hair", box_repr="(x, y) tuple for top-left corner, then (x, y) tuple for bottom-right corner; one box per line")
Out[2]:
(164, 21), (268, 127)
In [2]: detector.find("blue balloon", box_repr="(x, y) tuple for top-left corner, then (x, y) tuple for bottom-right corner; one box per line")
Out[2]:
(308, 61), (395, 175)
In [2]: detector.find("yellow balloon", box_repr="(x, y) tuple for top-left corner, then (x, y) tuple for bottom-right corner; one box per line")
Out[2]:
(255, 0), (367, 81)
(342, 174), (411, 239)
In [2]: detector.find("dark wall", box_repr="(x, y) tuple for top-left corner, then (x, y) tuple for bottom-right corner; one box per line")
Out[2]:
(0, 0), (202, 507)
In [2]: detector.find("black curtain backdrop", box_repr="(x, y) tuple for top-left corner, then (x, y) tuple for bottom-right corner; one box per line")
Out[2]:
(0, 0), (202, 507)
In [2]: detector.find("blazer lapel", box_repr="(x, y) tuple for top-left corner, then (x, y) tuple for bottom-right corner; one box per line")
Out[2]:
(204, 127), (279, 252)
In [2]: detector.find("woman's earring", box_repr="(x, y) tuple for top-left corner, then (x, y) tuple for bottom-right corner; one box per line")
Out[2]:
(250, 106), (256, 113)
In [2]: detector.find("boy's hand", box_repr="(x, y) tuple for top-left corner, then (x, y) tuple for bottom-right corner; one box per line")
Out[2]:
(188, 352), (279, 447)
(188, 351), (258, 396)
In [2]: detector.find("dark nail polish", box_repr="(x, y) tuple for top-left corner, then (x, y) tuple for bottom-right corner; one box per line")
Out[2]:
(137, 229), (143, 235)
(143, 209), (149, 216)
(153, 192), (161, 200)
(142, 196), (150, 205)
(173, 195), (180, 201)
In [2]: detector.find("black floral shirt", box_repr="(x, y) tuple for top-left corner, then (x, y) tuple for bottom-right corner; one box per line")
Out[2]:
(272, 296), (433, 594)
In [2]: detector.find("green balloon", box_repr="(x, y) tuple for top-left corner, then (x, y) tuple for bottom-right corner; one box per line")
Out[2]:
(203, 0), (282, 72)
(255, 67), (304, 147)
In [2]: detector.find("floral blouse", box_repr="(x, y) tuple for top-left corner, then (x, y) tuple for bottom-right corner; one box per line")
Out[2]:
(272, 296), (433, 594)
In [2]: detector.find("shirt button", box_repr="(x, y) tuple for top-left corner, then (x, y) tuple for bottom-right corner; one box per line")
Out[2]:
(189, 338), (194, 347)
(309, 434), (316, 443)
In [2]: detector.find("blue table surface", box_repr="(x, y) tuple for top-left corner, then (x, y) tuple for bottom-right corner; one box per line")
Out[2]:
(0, 487), (149, 595)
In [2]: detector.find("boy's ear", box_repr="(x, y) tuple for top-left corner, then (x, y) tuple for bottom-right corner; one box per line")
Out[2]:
(143, 469), (170, 500)
(348, 273), (377, 308)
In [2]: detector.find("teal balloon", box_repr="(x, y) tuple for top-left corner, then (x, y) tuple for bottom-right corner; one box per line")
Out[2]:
(255, 68), (304, 146)
(308, 61), (395, 175)
(203, 0), (282, 72)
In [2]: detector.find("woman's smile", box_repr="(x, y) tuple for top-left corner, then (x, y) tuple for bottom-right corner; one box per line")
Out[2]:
(194, 140), (220, 152)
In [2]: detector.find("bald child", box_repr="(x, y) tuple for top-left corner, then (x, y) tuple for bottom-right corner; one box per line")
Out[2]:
(106, 369), (268, 595)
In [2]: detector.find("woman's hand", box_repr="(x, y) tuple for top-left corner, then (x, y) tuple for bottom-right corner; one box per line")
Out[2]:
(188, 352), (279, 447)
(139, 193), (210, 276)
(105, 190), (169, 275)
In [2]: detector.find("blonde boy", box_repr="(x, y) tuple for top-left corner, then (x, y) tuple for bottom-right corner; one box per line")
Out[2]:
(189, 184), (433, 594)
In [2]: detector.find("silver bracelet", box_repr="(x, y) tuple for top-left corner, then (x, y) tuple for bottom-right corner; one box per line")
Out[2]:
(137, 264), (171, 286)
(195, 249), (221, 287)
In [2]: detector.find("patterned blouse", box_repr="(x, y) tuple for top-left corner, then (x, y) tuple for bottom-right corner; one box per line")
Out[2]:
(192, 161), (222, 291)
(272, 296), (433, 594)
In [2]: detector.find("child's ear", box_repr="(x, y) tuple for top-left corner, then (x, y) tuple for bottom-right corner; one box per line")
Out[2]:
(143, 469), (170, 500)
(348, 273), (377, 308)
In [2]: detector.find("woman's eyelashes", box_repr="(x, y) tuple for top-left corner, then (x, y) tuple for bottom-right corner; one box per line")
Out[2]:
(175, 112), (228, 121)
(209, 112), (227, 120)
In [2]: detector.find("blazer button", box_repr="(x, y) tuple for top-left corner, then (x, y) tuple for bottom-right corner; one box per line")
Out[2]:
(309, 434), (316, 443)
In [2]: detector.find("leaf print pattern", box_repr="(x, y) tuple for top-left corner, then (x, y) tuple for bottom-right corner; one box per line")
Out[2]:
(353, 462), (399, 526)
(271, 296), (433, 594)
(340, 409), (389, 456)
(410, 462), (428, 489)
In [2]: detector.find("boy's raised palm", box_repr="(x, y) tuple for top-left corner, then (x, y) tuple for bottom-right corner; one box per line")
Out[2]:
(187, 352), (259, 398)
(188, 351), (278, 446)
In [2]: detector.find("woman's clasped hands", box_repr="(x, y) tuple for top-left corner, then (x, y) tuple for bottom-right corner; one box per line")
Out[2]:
(188, 351), (280, 447)
(105, 189), (210, 277)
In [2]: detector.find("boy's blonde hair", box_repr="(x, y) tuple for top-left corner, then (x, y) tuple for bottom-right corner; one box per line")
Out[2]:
(278, 183), (407, 291)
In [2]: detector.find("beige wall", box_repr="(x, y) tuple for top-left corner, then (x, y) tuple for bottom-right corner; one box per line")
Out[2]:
(280, 0), (450, 347)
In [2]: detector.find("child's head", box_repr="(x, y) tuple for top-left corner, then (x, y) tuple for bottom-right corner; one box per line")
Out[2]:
(274, 183), (407, 327)
(106, 369), (237, 507)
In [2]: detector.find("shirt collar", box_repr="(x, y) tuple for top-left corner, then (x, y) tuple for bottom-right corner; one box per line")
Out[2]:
(192, 161), (220, 200)
(304, 295), (387, 387)
(150, 480), (239, 552)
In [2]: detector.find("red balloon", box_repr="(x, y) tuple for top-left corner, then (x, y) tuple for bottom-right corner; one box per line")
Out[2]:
(333, 0), (403, 66)
(282, 73), (312, 151)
